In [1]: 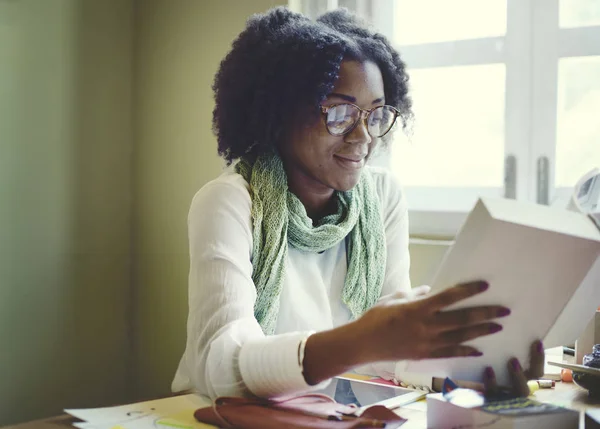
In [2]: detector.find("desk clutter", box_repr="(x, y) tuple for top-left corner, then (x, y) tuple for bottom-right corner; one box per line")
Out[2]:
(64, 392), (407, 429)
(427, 390), (579, 429)
(424, 377), (579, 429)
(62, 354), (600, 429)
(65, 394), (212, 429)
(193, 394), (406, 429)
(63, 384), (593, 429)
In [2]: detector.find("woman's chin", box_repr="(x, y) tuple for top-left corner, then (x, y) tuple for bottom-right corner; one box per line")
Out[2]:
(330, 171), (362, 192)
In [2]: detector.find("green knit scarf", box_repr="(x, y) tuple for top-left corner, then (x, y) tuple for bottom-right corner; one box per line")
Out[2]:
(236, 153), (386, 335)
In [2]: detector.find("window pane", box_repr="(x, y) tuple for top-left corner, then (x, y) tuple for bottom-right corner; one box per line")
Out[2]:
(556, 56), (600, 187)
(391, 64), (505, 187)
(560, 0), (600, 28)
(394, 0), (506, 45)
(297, 0), (329, 18)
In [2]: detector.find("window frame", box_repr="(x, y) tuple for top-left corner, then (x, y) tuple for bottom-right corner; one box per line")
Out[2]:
(291, 0), (600, 238)
(379, 0), (533, 237)
(383, 0), (600, 237)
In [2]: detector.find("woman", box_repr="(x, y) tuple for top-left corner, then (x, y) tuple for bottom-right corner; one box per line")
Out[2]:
(172, 7), (543, 401)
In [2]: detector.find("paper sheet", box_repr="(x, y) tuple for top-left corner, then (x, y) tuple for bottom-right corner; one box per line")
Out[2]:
(65, 394), (213, 429)
(405, 192), (600, 386)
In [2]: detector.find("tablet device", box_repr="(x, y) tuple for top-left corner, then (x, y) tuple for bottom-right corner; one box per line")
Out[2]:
(326, 376), (427, 414)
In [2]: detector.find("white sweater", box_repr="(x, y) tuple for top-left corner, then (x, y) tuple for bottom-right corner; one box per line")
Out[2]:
(171, 167), (412, 399)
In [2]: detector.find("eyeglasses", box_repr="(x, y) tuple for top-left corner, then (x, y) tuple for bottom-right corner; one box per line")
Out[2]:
(320, 103), (400, 138)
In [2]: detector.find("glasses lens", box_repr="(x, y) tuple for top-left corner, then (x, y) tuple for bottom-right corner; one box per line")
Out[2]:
(367, 106), (397, 137)
(325, 104), (360, 135)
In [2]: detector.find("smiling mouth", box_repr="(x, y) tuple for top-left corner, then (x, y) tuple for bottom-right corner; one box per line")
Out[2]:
(334, 154), (366, 169)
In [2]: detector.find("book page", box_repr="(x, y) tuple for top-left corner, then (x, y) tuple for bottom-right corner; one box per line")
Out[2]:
(405, 198), (600, 386)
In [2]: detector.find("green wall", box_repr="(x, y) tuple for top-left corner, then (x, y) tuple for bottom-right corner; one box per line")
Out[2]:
(132, 0), (286, 400)
(0, 0), (133, 425)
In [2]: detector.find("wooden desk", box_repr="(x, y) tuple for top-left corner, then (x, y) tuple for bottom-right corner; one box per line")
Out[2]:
(534, 380), (600, 412)
(1, 414), (80, 429)
(3, 382), (600, 429)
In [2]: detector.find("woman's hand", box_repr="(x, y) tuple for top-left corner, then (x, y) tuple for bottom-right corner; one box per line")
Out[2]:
(483, 340), (545, 398)
(356, 281), (511, 363)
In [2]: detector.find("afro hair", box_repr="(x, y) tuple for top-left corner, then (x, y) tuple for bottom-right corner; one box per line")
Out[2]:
(212, 6), (412, 163)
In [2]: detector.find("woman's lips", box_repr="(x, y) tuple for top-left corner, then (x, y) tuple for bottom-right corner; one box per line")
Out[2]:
(334, 154), (366, 169)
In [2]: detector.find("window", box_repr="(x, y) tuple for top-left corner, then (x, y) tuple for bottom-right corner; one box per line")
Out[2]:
(394, 0), (507, 44)
(556, 56), (600, 187)
(291, 0), (600, 237)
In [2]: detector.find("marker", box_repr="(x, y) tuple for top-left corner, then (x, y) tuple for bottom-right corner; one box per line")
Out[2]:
(528, 379), (555, 393)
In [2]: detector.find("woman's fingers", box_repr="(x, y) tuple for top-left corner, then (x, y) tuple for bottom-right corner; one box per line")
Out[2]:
(432, 306), (510, 330)
(508, 358), (530, 397)
(437, 323), (503, 346)
(524, 340), (545, 380)
(429, 345), (483, 359)
(427, 281), (489, 310)
(483, 366), (500, 397)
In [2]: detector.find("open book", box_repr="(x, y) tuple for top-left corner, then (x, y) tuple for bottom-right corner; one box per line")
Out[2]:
(403, 169), (600, 387)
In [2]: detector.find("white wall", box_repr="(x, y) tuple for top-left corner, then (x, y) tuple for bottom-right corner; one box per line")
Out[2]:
(409, 241), (451, 286)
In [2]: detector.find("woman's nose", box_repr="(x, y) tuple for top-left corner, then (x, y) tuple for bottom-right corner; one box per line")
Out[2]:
(345, 117), (372, 145)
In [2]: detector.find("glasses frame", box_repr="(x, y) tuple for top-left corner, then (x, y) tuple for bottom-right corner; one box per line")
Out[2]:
(319, 103), (401, 138)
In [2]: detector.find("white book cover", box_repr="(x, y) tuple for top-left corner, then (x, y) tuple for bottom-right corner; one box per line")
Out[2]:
(405, 195), (600, 386)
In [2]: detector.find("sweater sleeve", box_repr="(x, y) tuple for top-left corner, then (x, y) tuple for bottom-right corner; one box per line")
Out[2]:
(172, 175), (327, 399)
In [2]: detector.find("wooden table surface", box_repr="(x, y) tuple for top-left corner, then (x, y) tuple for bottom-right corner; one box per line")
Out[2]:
(3, 382), (600, 429)
(2, 414), (80, 429)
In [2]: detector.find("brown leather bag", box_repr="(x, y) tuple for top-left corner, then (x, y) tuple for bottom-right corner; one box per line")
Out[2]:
(193, 393), (407, 428)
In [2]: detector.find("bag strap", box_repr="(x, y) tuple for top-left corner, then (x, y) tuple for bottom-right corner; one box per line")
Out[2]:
(210, 392), (339, 427)
(274, 393), (337, 405)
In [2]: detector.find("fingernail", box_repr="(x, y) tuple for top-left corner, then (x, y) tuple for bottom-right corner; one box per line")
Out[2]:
(469, 351), (483, 357)
(485, 367), (495, 379)
(479, 281), (489, 292)
(536, 341), (544, 354)
(489, 324), (503, 334)
(511, 358), (521, 371)
(497, 308), (511, 317)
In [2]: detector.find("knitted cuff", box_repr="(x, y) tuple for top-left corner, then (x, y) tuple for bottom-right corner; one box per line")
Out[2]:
(239, 331), (330, 397)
